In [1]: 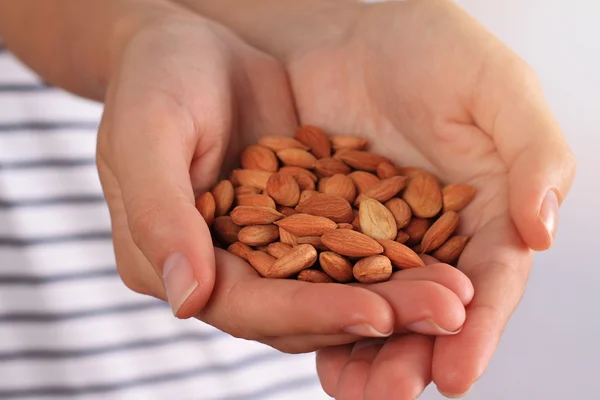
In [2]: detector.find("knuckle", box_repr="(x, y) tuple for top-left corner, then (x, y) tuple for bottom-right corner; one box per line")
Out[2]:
(126, 199), (164, 249)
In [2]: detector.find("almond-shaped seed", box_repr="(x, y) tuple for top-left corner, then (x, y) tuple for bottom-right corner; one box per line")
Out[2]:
(211, 179), (234, 217)
(230, 169), (273, 189)
(247, 251), (276, 277)
(395, 231), (410, 244)
(402, 217), (432, 246)
(295, 174), (316, 191)
(355, 176), (407, 205)
(348, 171), (380, 193)
(338, 150), (390, 172)
(353, 255), (392, 283)
(240, 145), (279, 172)
(296, 236), (327, 251)
(321, 229), (384, 257)
(230, 206), (284, 226)
(432, 236), (470, 264)
(421, 211), (459, 253)
(398, 166), (429, 179)
(351, 214), (362, 232)
(258, 136), (310, 152)
(412, 244), (422, 254)
(384, 198), (412, 229)
(196, 192), (216, 226)
(330, 135), (368, 150)
(267, 242), (293, 258)
(213, 216), (241, 245)
(274, 213), (338, 236)
(295, 193), (354, 223)
(359, 198), (397, 240)
(337, 223), (354, 230)
(237, 194), (276, 209)
(276, 148), (317, 169)
(279, 227), (298, 246)
(238, 225), (279, 246)
(266, 244), (318, 278)
(376, 162), (401, 179)
(266, 172), (300, 207)
(298, 270), (333, 283)
(294, 125), (332, 159)
(315, 157), (352, 177)
(279, 166), (318, 182)
(318, 177), (330, 193)
(323, 174), (357, 203)
(277, 205), (298, 216)
(320, 252), (353, 283)
(235, 185), (261, 196)
(227, 242), (252, 261)
(402, 173), (442, 218)
(299, 190), (319, 204)
(378, 239), (425, 269)
(442, 184), (477, 212)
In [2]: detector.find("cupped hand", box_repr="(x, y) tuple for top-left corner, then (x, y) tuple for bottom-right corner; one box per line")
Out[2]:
(95, 14), (470, 354)
(275, 0), (577, 397)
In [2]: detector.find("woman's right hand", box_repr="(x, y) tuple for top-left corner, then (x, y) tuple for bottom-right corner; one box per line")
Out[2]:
(96, 12), (472, 353)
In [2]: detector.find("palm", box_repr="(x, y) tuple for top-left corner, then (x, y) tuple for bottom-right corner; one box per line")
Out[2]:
(285, 1), (534, 397)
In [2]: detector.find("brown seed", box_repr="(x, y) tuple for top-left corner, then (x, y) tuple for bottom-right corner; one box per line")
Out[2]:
(211, 179), (235, 217)
(432, 236), (470, 264)
(359, 198), (398, 240)
(356, 176), (407, 205)
(278, 166), (318, 182)
(348, 171), (380, 193)
(279, 227), (298, 246)
(267, 242), (293, 258)
(258, 136), (310, 152)
(297, 269), (334, 283)
(275, 213), (338, 236)
(318, 177), (330, 193)
(331, 135), (368, 151)
(338, 150), (390, 172)
(276, 148), (317, 169)
(295, 193), (354, 223)
(321, 229), (384, 257)
(402, 173), (442, 218)
(227, 242), (252, 261)
(230, 169), (273, 189)
(299, 190), (319, 204)
(384, 198), (412, 229)
(294, 125), (332, 159)
(295, 174), (316, 191)
(230, 206), (284, 226)
(412, 244), (423, 254)
(319, 252), (353, 283)
(296, 236), (327, 251)
(277, 205), (298, 216)
(402, 217), (432, 246)
(398, 166), (429, 179)
(237, 194), (276, 209)
(323, 174), (357, 203)
(337, 223), (354, 230)
(442, 184), (477, 213)
(196, 192), (216, 226)
(376, 162), (401, 179)
(421, 211), (460, 253)
(213, 216), (241, 245)
(395, 231), (410, 244)
(247, 251), (276, 277)
(378, 239), (425, 269)
(353, 255), (393, 283)
(238, 225), (279, 246)
(351, 214), (362, 232)
(266, 172), (300, 207)
(240, 145), (279, 172)
(314, 157), (352, 177)
(266, 244), (318, 278)
(235, 185), (261, 197)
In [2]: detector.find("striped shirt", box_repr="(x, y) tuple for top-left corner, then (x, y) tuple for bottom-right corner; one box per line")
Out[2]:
(0, 44), (326, 400)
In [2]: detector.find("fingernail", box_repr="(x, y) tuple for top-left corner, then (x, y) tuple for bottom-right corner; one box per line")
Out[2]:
(439, 389), (471, 398)
(406, 318), (462, 335)
(539, 189), (559, 242)
(344, 324), (392, 338)
(163, 253), (198, 316)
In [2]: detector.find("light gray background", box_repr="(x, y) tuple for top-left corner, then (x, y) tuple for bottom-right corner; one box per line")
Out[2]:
(418, 1), (599, 399)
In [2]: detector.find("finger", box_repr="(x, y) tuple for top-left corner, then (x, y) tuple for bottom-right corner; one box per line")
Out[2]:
(390, 263), (475, 305)
(432, 216), (532, 396)
(198, 249), (394, 339)
(336, 339), (386, 400)
(364, 334), (434, 400)
(264, 333), (358, 354)
(316, 345), (354, 397)
(471, 50), (576, 250)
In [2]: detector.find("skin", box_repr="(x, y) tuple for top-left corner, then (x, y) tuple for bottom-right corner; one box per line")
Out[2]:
(0, 0), (577, 398)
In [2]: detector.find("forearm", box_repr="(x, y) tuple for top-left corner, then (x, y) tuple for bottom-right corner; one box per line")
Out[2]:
(173, 0), (362, 61)
(0, 0), (187, 100)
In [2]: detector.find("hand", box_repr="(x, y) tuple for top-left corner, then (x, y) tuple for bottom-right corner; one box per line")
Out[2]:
(268, 0), (575, 397)
(96, 13), (472, 354)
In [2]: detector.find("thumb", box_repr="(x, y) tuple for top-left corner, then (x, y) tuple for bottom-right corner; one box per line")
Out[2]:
(472, 54), (576, 250)
(108, 101), (218, 319)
